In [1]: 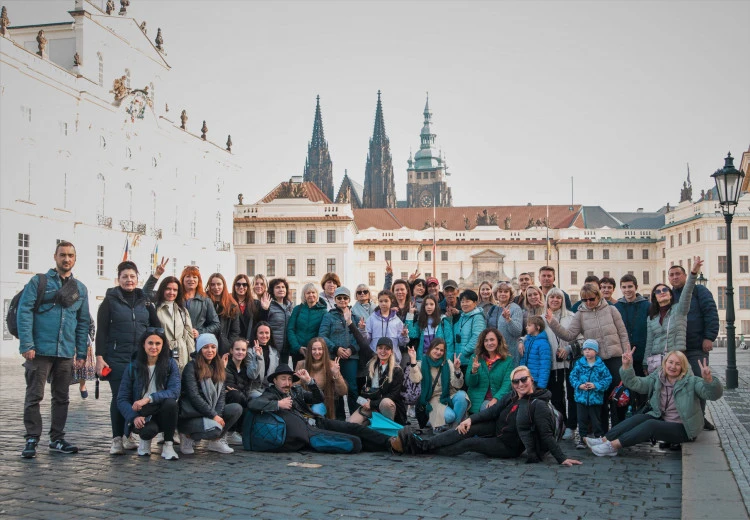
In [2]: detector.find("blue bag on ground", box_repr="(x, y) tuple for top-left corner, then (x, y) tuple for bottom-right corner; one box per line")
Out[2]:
(308, 431), (362, 454)
(242, 410), (286, 451)
(369, 412), (404, 438)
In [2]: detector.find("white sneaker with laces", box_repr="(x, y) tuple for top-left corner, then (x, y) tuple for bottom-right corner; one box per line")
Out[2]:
(137, 438), (152, 456)
(591, 441), (618, 457)
(122, 434), (138, 450)
(110, 436), (125, 455)
(584, 437), (605, 448)
(562, 428), (573, 440)
(161, 441), (179, 460)
(207, 435), (234, 454)
(226, 431), (243, 446)
(179, 433), (194, 455)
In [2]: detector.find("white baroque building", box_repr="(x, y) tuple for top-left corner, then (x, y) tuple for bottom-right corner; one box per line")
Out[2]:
(0, 1), (240, 356)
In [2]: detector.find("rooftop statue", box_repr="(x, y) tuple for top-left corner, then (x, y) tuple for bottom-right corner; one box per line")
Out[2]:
(73, 52), (81, 66)
(0, 7), (10, 37)
(226, 135), (232, 152)
(155, 28), (164, 53)
(112, 75), (129, 100)
(180, 110), (187, 130)
(119, 0), (129, 16)
(106, 0), (114, 15)
(201, 120), (207, 140)
(139, 21), (147, 35)
(36, 30), (47, 58)
(504, 215), (512, 230)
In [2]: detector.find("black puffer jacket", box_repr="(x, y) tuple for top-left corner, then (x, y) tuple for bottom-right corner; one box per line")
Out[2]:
(179, 359), (226, 419)
(515, 388), (567, 464)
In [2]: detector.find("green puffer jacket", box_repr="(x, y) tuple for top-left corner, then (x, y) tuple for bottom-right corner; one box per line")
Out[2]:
(620, 365), (723, 440)
(644, 272), (697, 360)
(287, 301), (329, 355)
(465, 354), (514, 414)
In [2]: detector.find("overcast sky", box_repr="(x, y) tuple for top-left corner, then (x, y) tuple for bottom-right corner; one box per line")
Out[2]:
(6, 0), (750, 212)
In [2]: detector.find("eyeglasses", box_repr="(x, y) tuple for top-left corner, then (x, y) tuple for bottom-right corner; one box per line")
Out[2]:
(653, 288), (671, 295)
(356, 290), (369, 295)
(335, 295), (350, 300)
(581, 297), (597, 303)
(145, 327), (165, 334)
(235, 282), (248, 287)
(511, 376), (530, 385)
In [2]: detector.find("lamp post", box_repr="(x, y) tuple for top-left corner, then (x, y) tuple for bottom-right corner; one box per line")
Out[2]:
(697, 272), (707, 287)
(711, 152), (746, 390)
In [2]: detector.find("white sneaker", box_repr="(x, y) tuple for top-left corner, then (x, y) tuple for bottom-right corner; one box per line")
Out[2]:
(562, 428), (573, 440)
(122, 434), (138, 450)
(173, 430), (180, 445)
(155, 432), (165, 445)
(407, 405), (416, 418)
(109, 437), (125, 455)
(226, 431), (243, 446)
(137, 438), (152, 456)
(207, 435), (234, 454)
(591, 441), (618, 457)
(584, 436), (605, 448)
(161, 441), (179, 460)
(179, 433), (194, 455)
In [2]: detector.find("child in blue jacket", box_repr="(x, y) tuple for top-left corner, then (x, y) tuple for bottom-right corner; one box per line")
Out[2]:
(569, 339), (612, 447)
(520, 316), (551, 389)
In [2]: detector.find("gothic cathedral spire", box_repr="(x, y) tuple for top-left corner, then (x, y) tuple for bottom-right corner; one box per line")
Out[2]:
(303, 95), (334, 200)
(363, 90), (396, 208)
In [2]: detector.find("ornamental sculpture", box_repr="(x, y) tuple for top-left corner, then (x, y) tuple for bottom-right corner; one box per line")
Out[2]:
(504, 215), (512, 230)
(0, 6), (10, 37)
(226, 135), (232, 152)
(112, 75), (130, 100)
(201, 120), (207, 140)
(106, 0), (115, 14)
(119, 0), (129, 16)
(155, 28), (164, 53)
(180, 110), (187, 130)
(36, 30), (47, 58)
(238, 193), (244, 205)
(139, 21), (147, 35)
(73, 52), (81, 66)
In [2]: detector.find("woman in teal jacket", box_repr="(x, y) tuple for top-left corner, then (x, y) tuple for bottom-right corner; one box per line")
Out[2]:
(287, 283), (328, 367)
(405, 295), (455, 360)
(588, 347), (723, 457)
(466, 328), (514, 413)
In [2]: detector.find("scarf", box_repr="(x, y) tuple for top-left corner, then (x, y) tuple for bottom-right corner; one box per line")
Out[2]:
(419, 356), (450, 412)
(199, 377), (223, 431)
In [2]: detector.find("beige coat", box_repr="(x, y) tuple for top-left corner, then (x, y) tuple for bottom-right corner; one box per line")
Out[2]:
(411, 362), (466, 427)
(547, 299), (629, 360)
(156, 301), (195, 371)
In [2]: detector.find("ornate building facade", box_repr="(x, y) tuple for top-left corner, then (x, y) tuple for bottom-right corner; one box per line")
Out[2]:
(406, 96), (452, 208)
(302, 95), (334, 201)
(362, 91), (397, 209)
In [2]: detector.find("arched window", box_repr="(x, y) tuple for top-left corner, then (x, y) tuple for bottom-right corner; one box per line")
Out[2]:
(97, 52), (104, 86)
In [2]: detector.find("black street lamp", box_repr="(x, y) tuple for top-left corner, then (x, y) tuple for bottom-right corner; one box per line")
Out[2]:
(711, 152), (746, 390)
(697, 272), (707, 287)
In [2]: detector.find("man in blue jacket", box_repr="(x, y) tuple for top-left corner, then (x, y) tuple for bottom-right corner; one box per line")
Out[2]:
(615, 274), (650, 410)
(670, 264), (719, 430)
(18, 241), (90, 458)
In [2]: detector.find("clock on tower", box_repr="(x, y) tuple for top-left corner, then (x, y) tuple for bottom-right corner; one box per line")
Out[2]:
(420, 193), (434, 207)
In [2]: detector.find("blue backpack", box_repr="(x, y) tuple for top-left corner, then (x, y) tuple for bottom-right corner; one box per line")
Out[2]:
(242, 410), (286, 452)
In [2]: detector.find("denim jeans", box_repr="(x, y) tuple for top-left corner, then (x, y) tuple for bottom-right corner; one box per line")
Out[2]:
(443, 391), (469, 425)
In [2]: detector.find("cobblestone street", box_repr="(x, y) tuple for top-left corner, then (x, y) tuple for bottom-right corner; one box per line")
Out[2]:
(0, 359), (683, 519)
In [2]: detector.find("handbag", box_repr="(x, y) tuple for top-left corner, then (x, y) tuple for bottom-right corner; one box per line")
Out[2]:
(646, 315), (671, 374)
(415, 361), (445, 428)
(401, 364), (421, 406)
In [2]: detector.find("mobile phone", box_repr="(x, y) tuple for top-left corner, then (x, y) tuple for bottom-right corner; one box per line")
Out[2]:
(101, 366), (112, 377)
(356, 396), (369, 406)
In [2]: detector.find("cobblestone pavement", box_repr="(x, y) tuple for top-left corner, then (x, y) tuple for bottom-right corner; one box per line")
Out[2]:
(0, 359), (681, 520)
(704, 347), (750, 512)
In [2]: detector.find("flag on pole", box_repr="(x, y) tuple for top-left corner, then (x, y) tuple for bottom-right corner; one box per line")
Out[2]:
(152, 242), (159, 272)
(121, 235), (129, 262)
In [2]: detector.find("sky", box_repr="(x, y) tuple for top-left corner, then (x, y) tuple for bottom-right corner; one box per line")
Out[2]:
(6, 0), (750, 212)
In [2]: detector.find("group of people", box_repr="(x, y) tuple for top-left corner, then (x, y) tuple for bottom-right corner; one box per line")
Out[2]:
(17, 242), (723, 468)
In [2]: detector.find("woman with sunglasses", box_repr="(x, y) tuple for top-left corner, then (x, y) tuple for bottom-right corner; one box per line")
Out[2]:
(288, 283), (328, 367)
(486, 282), (524, 365)
(231, 274), (256, 341)
(96, 261), (161, 455)
(546, 282), (630, 433)
(206, 273), (241, 357)
(352, 284), (376, 321)
(154, 275), (194, 371)
(401, 366), (581, 466)
(117, 329), (180, 460)
(643, 257), (702, 375)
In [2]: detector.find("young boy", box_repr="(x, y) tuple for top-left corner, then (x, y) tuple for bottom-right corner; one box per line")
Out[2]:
(520, 316), (551, 390)
(569, 339), (612, 449)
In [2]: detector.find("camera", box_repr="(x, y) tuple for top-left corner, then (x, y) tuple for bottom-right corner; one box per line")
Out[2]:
(455, 334), (462, 343)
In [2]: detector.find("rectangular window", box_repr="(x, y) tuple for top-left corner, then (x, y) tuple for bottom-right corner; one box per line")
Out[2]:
(287, 258), (296, 277)
(17, 233), (29, 270)
(266, 259), (275, 277)
(587, 271), (594, 277)
(662, 248), (666, 259)
(687, 231), (691, 244)
(603, 249), (609, 260)
(678, 233), (683, 246)
(570, 271), (578, 285)
(718, 226), (726, 240)
(398, 250), (407, 261)
(627, 249), (634, 260)
(246, 230), (255, 244)
(741, 320), (750, 335)
(327, 258), (336, 273)
(688, 259), (692, 273)
(740, 287), (750, 310)
(307, 259), (316, 277)
(718, 286), (727, 310)
(670, 236), (674, 248)
(642, 249), (649, 260)
(696, 229), (701, 242)
(741, 256), (749, 274)
(287, 230), (296, 244)
(441, 272), (448, 282)
(441, 251), (448, 262)
(246, 259), (255, 276)
(266, 230), (275, 244)
(528, 250), (535, 261)
(602, 271), (610, 278)
(385, 250), (392, 261)
(718, 256), (727, 273)
(424, 251), (432, 262)
(327, 230), (336, 243)
(368, 251), (375, 262)
(97, 245), (104, 276)
(586, 249), (594, 260)
(368, 272), (376, 285)
(307, 230), (316, 244)
(401, 271), (409, 279)
(425, 272), (432, 278)
(570, 249), (577, 260)
(740, 226), (748, 240)
(643, 271), (650, 285)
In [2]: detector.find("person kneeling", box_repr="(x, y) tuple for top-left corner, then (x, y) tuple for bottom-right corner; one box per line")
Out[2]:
(178, 334), (242, 455)
(117, 328), (181, 460)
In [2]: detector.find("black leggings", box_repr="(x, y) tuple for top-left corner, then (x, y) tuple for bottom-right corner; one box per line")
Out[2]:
(427, 421), (522, 458)
(131, 399), (179, 442)
(605, 413), (690, 447)
(548, 367), (577, 429)
(316, 417), (391, 452)
(108, 377), (126, 438)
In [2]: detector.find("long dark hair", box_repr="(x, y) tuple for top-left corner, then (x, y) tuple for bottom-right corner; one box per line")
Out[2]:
(135, 329), (172, 397)
(417, 295), (441, 330)
(268, 278), (291, 305)
(206, 272), (239, 319)
(391, 279), (412, 309)
(648, 283), (674, 319)
(474, 328), (510, 361)
(232, 274), (256, 316)
(251, 321), (276, 347)
(155, 276), (185, 309)
(195, 343), (225, 383)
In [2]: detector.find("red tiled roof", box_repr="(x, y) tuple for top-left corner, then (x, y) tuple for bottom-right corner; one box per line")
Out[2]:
(352, 205), (583, 231)
(257, 181), (332, 204)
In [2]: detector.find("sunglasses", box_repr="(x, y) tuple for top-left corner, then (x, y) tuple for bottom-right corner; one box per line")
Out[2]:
(145, 327), (165, 334)
(356, 290), (369, 295)
(581, 297), (597, 303)
(335, 295), (350, 300)
(235, 282), (248, 287)
(511, 375), (530, 385)
(653, 287), (671, 295)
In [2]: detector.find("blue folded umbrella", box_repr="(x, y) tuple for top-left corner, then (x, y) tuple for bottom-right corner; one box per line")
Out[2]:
(368, 412), (404, 437)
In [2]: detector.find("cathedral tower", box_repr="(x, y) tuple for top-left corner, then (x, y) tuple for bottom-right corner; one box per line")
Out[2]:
(303, 95), (334, 200)
(362, 91), (396, 208)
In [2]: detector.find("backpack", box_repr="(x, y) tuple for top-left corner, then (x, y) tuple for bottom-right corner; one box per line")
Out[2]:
(6, 274), (49, 339)
(609, 382), (631, 408)
(242, 410), (287, 452)
(529, 398), (565, 442)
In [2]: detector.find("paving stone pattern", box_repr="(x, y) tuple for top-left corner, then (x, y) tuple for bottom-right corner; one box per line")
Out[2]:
(0, 359), (681, 519)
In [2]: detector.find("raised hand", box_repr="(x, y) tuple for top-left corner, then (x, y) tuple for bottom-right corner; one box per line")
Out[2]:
(697, 358), (713, 382)
(402, 326), (409, 337)
(471, 355), (480, 374)
(295, 368), (312, 384)
(343, 307), (352, 325)
(621, 346), (636, 369)
(221, 353), (229, 365)
(331, 357), (341, 378)
(409, 302), (417, 315)
(502, 306), (511, 321)
(545, 308), (554, 323)
(692, 256), (704, 275)
(453, 354), (461, 371)
(385, 260), (393, 274)
(407, 346), (417, 363)
(358, 317), (366, 330)
(154, 256), (170, 278)
(254, 340), (263, 357)
(261, 292), (271, 310)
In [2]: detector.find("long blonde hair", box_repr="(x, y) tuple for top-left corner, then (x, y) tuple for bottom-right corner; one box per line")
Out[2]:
(367, 348), (397, 384)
